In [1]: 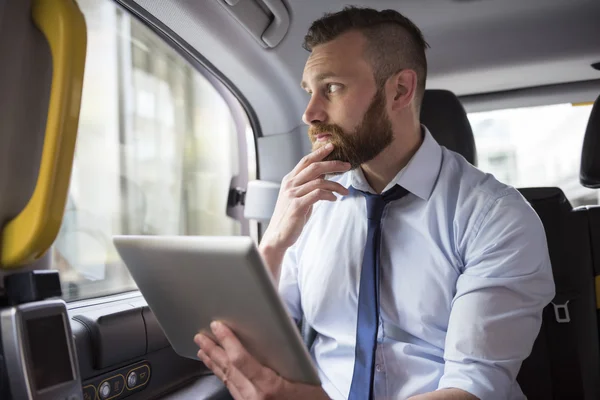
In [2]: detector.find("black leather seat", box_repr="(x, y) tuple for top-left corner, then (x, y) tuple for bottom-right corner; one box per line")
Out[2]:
(515, 187), (600, 399)
(420, 89), (477, 165)
(580, 94), (600, 363)
(421, 90), (600, 399)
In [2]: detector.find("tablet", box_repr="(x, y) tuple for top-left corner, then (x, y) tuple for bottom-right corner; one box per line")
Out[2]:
(112, 235), (320, 386)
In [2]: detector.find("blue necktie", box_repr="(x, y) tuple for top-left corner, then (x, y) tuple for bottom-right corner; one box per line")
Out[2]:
(348, 184), (409, 400)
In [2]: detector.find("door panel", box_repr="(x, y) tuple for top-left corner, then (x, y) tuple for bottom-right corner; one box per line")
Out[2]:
(68, 294), (233, 399)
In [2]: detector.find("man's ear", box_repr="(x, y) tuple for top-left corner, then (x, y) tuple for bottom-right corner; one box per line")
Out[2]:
(389, 69), (418, 111)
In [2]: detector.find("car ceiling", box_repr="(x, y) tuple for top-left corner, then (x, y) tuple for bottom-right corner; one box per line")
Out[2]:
(127, 0), (600, 137)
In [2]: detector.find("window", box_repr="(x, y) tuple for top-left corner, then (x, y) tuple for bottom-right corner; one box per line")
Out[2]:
(54, 0), (256, 301)
(468, 103), (597, 206)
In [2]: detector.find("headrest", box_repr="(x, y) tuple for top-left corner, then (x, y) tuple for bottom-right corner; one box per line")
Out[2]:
(580, 94), (600, 188)
(420, 89), (477, 165)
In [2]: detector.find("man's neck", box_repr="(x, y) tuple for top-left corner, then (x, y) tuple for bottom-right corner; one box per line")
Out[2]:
(360, 124), (423, 194)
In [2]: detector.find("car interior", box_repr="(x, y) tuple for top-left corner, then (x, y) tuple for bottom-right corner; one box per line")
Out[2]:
(1, 0), (600, 399)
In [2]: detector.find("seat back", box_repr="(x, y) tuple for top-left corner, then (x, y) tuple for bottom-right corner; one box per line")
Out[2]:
(588, 205), (600, 351)
(579, 94), (600, 360)
(0, 0), (53, 274)
(0, 0), (86, 273)
(516, 188), (600, 399)
(420, 89), (477, 165)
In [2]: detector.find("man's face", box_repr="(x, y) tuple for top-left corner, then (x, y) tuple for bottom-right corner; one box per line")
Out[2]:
(301, 31), (393, 169)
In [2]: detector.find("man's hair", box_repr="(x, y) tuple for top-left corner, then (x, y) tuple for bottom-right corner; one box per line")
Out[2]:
(303, 6), (430, 110)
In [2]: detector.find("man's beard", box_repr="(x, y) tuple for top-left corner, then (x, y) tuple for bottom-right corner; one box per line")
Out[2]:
(308, 87), (393, 170)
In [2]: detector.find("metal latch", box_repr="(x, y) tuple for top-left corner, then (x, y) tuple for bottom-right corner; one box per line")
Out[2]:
(552, 301), (571, 323)
(227, 187), (246, 207)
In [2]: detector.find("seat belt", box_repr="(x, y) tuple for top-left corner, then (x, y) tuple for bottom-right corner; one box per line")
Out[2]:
(546, 294), (585, 399)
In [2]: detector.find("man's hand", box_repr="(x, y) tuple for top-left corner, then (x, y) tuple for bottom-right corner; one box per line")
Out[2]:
(194, 321), (330, 400)
(259, 143), (350, 280)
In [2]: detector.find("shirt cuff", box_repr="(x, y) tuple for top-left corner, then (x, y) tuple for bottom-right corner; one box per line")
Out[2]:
(437, 360), (510, 400)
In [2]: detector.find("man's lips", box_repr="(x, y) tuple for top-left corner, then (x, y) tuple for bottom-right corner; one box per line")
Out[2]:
(316, 133), (331, 142)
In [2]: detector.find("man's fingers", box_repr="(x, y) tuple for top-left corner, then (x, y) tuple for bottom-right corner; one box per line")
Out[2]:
(224, 384), (245, 400)
(196, 324), (290, 400)
(195, 333), (249, 383)
(292, 160), (351, 187)
(197, 349), (225, 379)
(289, 143), (335, 178)
(197, 350), (247, 400)
(292, 189), (337, 216)
(210, 323), (287, 399)
(195, 332), (231, 372)
(293, 178), (349, 198)
(210, 322), (265, 382)
(195, 335), (255, 399)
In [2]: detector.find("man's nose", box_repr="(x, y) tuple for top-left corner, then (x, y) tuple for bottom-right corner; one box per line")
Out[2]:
(302, 96), (328, 125)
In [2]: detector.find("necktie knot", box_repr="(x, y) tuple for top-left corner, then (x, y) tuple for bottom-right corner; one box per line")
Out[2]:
(351, 185), (409, 220)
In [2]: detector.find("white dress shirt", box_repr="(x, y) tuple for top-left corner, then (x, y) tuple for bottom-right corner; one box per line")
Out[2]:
(278, 126), (555, 399)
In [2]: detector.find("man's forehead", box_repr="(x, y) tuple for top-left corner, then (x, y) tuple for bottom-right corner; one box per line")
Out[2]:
(301, 31), (369, 84)
(308, 31), (366, 62)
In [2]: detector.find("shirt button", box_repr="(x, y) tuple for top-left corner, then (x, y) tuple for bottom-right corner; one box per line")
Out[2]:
(375, 364), (383, 372)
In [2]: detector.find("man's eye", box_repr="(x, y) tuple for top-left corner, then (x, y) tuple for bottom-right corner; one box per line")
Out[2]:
(327, 84), (342, 93)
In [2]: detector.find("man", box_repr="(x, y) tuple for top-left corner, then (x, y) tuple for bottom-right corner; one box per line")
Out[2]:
(194, 6), (555, 400)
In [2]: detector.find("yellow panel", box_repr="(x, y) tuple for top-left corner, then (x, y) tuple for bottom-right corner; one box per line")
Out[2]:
(572, 101), (595, 107)
(1, 0), (87, 267)
(596, 276), (600, 310)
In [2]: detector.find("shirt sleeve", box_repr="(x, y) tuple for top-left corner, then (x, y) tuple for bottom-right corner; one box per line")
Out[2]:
(277, 242), (302, 324)
(437, 190), (556, 399)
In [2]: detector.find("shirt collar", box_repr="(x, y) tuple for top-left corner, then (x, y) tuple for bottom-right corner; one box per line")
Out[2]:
(347, 125), (442, 201)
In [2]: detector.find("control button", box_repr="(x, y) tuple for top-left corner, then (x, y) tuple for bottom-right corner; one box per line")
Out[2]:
(109, 375), (125, 397)
(82, 386), (96, 400)
(137, 365), (150, 385)
(99, 382), (111, 399)
(127, 371), (138, 389)
(375, 364), (383, 372)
